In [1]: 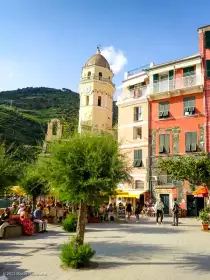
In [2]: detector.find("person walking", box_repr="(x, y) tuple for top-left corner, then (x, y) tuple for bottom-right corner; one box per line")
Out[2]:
(126, 200), (132, 220)
(172, 198), (179, 226)
(135, 202), (141, 223)
(155, 198), (164, 224)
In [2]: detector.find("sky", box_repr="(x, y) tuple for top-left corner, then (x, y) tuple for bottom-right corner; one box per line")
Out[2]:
(0, 0), (210, 94)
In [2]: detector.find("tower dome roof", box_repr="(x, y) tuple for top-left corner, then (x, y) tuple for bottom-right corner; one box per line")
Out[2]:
(84, 48), (111, 70)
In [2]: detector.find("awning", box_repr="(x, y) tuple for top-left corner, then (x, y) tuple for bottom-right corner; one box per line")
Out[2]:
(115, 189), (145, 198)
(193, 186), (209, 197)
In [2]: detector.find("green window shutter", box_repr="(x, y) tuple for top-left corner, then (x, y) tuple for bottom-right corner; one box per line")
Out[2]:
(183, 66), (195, 77)
(191, 132), (197, 152)
(206, 60), (210, 79)
(159, 102), (169, 118)
(153, 74), (159, 82)
(133, 150), (142, 167)
(159, 134), (165, 153)
(169, 70), (174, 80)
(205, 31), (210, 49)
(165, 134), (170, 153)
(163, 102), (169, 117)
(184, 97), (195, 114)
(185, 132), (191, 152)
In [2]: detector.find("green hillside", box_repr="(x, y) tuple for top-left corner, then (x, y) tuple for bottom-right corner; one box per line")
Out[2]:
(0, 87), (118, 150)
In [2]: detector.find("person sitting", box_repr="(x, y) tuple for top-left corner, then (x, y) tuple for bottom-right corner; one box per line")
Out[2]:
(10, 202), (18, 215)
(17, 204), (25, 215)
(33, 205), (47, 233)
(0, 208), (10, 239)
(19, 205), (34, 236)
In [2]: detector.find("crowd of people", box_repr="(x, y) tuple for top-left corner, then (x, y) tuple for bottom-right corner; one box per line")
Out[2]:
(0, 199), (71, 239)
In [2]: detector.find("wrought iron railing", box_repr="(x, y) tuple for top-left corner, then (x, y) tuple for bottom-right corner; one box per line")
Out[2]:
(127, 64), (151, 77)
(152, 74), (202, 94)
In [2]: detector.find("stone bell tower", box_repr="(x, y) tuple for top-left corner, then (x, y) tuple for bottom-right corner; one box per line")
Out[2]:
(78, 47), (115, 132)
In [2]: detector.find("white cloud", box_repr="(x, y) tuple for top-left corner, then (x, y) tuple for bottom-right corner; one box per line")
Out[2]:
(101, 46), (127, 74)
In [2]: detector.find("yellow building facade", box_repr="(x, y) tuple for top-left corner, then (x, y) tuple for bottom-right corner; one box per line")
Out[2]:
(116, 65), (153, 206)
(78, 48), (115, 132)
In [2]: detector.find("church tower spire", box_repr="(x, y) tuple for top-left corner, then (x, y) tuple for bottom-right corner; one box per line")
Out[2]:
(78, 49), (115, 132)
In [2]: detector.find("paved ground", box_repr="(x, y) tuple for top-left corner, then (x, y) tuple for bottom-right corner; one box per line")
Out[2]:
(0, 217), (210, 280)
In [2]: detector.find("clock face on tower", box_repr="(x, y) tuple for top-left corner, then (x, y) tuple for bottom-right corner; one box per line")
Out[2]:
(82, 85), (91, 94)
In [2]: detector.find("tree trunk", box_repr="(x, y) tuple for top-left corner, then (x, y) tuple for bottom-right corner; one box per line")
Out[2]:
(76, 202), (87, 245)
(32, 196), (37, 212)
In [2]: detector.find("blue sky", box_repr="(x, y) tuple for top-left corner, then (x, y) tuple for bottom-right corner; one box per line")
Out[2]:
(0, 0), (210, 93)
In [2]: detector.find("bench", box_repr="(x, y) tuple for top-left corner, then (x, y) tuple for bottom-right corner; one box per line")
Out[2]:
(4, 224), (23, 239)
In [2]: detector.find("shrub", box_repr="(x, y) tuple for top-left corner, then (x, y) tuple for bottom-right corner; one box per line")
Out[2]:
(62, 213), (77, 232)
(199, 209), (209, 224)
(60, 236), (95, 268)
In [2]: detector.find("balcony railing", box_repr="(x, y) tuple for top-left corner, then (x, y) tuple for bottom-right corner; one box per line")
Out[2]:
(152, 74), (202, 94)
(81, 75), (115, 87)
(127, 63), (151, 77)
(118, 86), (148, 102)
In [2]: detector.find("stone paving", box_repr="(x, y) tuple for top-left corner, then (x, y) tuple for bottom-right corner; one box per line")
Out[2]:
(0, 217), (210, 280)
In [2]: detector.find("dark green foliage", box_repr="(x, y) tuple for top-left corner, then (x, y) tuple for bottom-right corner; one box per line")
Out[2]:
(0, 106), (45, 147)
(62, 213), (77, 232)
(0, 144), (24, 194)
(0, 87), (79, 123)
(49, 132), (131, 204)
(158, 154), (210, 189)
(20, 157), (51, 209)
(60, 236), (95, 268)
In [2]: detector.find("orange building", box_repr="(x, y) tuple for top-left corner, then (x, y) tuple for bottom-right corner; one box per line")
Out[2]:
(148, 25), (210, 215)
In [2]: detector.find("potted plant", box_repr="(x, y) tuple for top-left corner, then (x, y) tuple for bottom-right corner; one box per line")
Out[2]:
(199, 210), (209, 231)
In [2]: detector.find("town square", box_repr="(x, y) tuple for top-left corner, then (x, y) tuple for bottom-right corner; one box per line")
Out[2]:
(1, 1), (210, 279)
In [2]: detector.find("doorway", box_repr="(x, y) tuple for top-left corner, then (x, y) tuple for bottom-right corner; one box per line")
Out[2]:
(160, 194), (169, 214)
(187, 195), (204, 216)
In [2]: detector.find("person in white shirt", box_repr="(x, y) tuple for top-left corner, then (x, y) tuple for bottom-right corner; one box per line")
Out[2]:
(154, 199), (164, 224)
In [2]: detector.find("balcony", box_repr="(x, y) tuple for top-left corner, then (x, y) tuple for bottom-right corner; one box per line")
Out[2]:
(80, 75), (115, 87)
(151, 175), (175, 188)
(127, 64), (151, 78)
(118, 86), (148, 103)
(151, 74), (203, 96)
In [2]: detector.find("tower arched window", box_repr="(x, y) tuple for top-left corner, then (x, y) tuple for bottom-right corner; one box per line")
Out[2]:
(99, 72), (102, 80)
(98, 96), (102, 107)
(87, 71), (91, 79)
(85, 96), (89, 106)
(52, 122), (58, 136)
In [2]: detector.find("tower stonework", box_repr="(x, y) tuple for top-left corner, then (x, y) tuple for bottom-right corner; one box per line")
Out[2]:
(78, 48), (115, 132)
(45, 118), (62, 142)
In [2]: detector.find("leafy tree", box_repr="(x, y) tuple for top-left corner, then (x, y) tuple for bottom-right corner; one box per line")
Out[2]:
(20, 157), (51, 210)
(158, 155), (210, 190)
(48, 132), (131, 245)
(0, 144), (23, 194)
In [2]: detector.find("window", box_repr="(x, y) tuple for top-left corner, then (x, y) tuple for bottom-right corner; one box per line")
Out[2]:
(135, 180), (144, 189)
(184, 96), (195, 115)
(133, 127), (142, 140)
(153, 74), (159, 82)
(87, 71), (91, 79)
(185, 132), (197, 152)
(159, 101), (169, 119)
(133, 150), (142, 167)
(205, 31), (210, 49)
(159, 134), (170, 154)
(52, 122), (58, 136)
(183, 66), (195, 77)
(85, 96), (89, 106)
(134, 107), (142, 121)
(98, 96), (102, 106)
(207, 60), (210, 79)
(99, 72), (102, 80)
